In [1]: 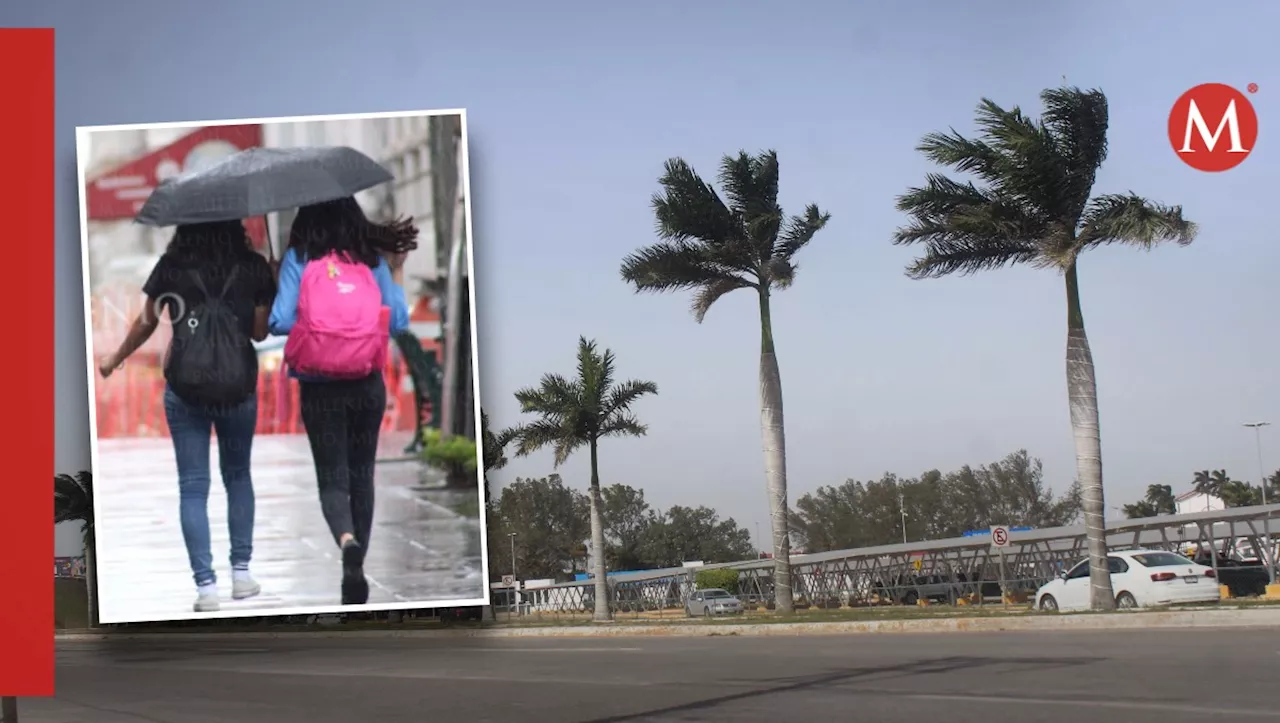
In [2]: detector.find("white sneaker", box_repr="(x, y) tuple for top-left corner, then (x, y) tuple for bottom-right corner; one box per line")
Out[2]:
(232, 575), (261, 600)
(194, 588), (220, 613)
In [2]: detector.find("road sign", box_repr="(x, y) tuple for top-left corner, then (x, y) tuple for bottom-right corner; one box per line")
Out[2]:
(990, 525), (1011, 548)
(501, 574), (515, 587)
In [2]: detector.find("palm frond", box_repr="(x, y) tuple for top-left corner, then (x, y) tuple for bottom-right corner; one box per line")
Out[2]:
(1077, 193), (1197, 250)
(894, 174), (1048, 276)
(619, 241), (751, 293)
(774, 204), (832, 259)
(903, 235), (1042, 279)
(480, 409), (517, 472)
(971, 98), (1077, 222)
(691, 276), (753, 322)
(599, 414), (649, 439)
(54, 472), (93, 526)
(510, 419), (585, 467)
(513, 373), (580, 418)
(651, 159), (738, 244)
(574, 337), (615, 410)
(718, 150), (779, 221)
(1039, 87), (1109, 210)
(603, 379), (659, 418)
(766, 258), (796, 289)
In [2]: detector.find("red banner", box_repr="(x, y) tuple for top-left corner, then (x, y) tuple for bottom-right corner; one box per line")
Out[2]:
(85, 124), (268, 248)
(0, 27), (55, 697)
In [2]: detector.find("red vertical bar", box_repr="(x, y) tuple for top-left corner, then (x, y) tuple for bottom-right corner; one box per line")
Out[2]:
(0, 27), (55, 696)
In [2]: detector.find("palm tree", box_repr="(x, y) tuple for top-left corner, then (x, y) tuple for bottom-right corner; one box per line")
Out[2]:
(480, 408), (517, 508)
(54, 471), (96, 626)
(892, 87), (1196, 611)
(1193, 469), (1230, 498)
(508, 337), (658, 622)
(619, 150), (830, 614)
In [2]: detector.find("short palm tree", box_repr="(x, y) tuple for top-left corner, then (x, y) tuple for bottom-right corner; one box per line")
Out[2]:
(508, 337), (658, 622)
(480, 408), (517, 508)
(54, 471), (96, 625)
(893, 86), (1195, 611)
(620, 150), (829, 614)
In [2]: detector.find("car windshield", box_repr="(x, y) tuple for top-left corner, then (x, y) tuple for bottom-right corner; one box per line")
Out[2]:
(1132, 552), (1194, 568)
(703, 590), (731, 598)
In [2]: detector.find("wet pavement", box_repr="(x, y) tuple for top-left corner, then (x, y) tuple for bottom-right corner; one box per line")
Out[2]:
(92, 432), (486, 623)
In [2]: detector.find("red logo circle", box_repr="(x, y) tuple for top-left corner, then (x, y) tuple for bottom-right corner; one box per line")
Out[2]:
(1168, 83), (1258, 172)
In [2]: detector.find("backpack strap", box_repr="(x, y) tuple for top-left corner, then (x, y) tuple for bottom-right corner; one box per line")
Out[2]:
(217, 266), (240, 300)
(187, 266), (240, 301)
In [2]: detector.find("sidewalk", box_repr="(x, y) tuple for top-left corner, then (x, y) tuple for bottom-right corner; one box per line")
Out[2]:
(57, 606), (1280, 641)
(92, 432), (485, 622)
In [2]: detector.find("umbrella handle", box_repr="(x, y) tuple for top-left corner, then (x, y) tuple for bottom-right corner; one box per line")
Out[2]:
(263, 215), (276, 263)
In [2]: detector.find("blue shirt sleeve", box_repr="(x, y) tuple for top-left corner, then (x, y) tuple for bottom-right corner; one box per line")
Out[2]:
(268, 249), (304, 336)
(373, 258), (411, 335)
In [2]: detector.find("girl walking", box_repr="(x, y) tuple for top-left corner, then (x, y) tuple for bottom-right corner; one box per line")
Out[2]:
(99, 220), (275, 613)
(269, 196), (414, 604)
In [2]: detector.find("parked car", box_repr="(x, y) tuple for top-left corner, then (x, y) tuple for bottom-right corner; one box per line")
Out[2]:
(1035, 549), (1219, 612)
(685, 588), (744, 617)
(873, 573), (965, 605)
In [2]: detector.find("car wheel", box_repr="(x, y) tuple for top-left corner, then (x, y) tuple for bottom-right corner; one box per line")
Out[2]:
(1115, 592), (1138, 610)
(903, 591), (919, 606)
(1038, 594), (1058, 612)
(703, 607), (712, 618)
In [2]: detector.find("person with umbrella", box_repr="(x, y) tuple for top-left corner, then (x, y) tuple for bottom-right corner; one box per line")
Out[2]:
(134, 145), (411, 608)
(269, 196), (415, 605)
(98, 220), (276, 613)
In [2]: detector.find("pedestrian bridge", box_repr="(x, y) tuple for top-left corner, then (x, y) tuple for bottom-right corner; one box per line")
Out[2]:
(513, 505), (1280, 616)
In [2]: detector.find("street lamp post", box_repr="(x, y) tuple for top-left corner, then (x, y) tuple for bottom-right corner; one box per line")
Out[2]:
(508, 532), (518, 615)
(897, 484), (908, 546)
(1243, 421), (1274, 586)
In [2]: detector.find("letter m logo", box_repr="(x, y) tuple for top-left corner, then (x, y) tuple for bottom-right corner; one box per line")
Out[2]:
(1168, 83), (1259, 172)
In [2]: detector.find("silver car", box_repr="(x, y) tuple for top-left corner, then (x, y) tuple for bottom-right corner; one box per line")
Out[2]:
(685, 588), (743, 617)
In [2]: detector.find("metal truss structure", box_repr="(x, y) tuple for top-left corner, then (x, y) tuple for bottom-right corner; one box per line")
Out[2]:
(517, 505), (1280, 616)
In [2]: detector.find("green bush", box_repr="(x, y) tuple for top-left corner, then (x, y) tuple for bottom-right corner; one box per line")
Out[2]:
(421, 428), (479, 487)
(694, 568), (740, 594)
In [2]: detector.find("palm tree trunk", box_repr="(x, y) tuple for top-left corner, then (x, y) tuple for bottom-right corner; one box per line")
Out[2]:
(84, 528), (98, 627)
(1065, 263), (1115, 611)
(758, 289), (793, 614)
(587, 439), (611, 622)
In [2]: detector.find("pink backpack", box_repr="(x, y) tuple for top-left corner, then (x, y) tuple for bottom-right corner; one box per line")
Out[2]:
(284, 252), (390, 379)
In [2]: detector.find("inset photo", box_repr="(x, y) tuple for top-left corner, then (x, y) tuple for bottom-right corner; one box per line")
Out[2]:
(76, 110), (487, 624)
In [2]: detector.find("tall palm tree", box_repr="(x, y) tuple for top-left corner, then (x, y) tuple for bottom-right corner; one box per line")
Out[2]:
(54, 471), (96, 626)
(619, 150), (830, 614)
(892, 87), (1196, 611)
(508, 337), (658, 622)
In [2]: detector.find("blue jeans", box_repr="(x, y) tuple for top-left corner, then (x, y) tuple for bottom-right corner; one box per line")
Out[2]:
(163, 387), (258, 587)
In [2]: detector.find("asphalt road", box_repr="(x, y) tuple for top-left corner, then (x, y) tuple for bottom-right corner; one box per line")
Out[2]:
(26, 628), (1280, 722)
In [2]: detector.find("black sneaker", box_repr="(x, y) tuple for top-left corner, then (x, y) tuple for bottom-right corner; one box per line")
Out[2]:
(340, 539), (369, 605)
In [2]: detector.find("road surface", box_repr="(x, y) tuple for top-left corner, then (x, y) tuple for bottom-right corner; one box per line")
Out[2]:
(92, 432), (484, 622)
(28, 628), (1280, 721)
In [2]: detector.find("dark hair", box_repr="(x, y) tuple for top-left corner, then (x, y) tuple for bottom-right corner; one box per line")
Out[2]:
(286, 196), (418, 267)
(164, 220), (255, 264)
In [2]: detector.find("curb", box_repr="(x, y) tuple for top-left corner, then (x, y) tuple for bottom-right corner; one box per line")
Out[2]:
(55, 607), (1280, 642)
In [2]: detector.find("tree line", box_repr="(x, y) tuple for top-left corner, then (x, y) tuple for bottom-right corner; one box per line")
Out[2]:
(485, 475), (755, 582)
(1122, 470), (1280, 518)
(790, 450), (1082, 552)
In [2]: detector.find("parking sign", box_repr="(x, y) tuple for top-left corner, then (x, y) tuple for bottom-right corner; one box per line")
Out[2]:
(501, 574), (515, 586)
(990, 526), (1010, 548)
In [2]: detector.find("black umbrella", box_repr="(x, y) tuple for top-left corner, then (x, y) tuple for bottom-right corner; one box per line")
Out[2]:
(133, 145), (393, 228)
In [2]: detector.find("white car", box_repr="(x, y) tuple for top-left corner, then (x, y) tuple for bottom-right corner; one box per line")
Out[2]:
(1035, 549), (1219, 612)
